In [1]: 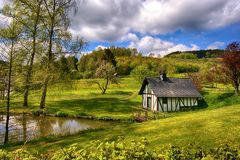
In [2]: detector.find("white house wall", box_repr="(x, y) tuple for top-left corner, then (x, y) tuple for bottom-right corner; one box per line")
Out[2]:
(179, 98), (198, 107)
(142, 84), (155, 110)
(142, 85), (199, 112)
(158, 98), (179, 112)
(152, 95), (158, 111)
(142, 94), (147, 109)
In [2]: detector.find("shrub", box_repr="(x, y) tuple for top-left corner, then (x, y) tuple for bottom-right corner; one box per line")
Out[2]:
(50, 137), (159, 160)
(32, 110), (44, 116)
(187, 72), (203, 91)
(55, 111), (68, 117)
(175, 65), (199, 73)
(211, 144), (240, 160)
(1, 138), (240, 159)
(131, 65), (156, 84)
(170, 53), (198, 59)
(0, 149), (37, 160)
(0, 149), (10, 160)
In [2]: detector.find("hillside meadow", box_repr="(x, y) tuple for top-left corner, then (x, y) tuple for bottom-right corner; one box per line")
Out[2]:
(1, 103), (240, 156)
(2, 75), (239, 119)
(3, 77), (142, 120)
(0, 76), (240, 155)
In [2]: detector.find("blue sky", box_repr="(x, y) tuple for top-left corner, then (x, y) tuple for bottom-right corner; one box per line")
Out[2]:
(1, 0), (240, 56)
(84, 22), (240, 54)
(68, 0), (240, 56)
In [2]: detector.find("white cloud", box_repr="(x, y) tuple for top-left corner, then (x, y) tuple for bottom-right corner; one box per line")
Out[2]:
(129, 36), (199, 56)
(207, 41), (225, 49)
(121, 33), (139, 42)
(132, 0), (240, 34)
(70, 0), (240, 41)
(1, 0), (239, 44)
(69, 0), (141, 41)
(95, 45), (107, 51)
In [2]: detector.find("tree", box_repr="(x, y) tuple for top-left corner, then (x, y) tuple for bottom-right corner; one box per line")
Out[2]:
(187, 72), (203, 91)
(66, 56), (78, 71)
(60, 56), (70, 73)
(131, 64), (155, 84)
(39, 0), (74, 108)
(2, 0), (44, 107)
(103, 49), (117, 67)
(222, 41), (240, 95)
(0, 21), (22, 144)
(93, 62), (117, 94)
(56, 55), (70, 80)
(15, 0), (43, 107)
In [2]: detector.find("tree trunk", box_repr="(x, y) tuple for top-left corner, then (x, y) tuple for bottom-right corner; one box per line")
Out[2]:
(102, 88), (106, 94)
(4, 40), (14, 145)
(23, 36), (36, 107)
(102, 75), (109, 94)
(40, 78), (48, 108)
(23, 87), (29, 106)
(235, 84), (239, 96)
(4, 106), (10, 144)
(39, 22), (54, 109)
(23, 1), (42, 107)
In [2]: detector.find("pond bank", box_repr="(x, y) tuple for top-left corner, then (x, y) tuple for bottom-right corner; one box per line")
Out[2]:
(0, 110), (133, 122)
(0, 113), (116, 144)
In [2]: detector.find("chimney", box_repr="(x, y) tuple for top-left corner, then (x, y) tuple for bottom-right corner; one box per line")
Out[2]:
(160, 72), (167, 81)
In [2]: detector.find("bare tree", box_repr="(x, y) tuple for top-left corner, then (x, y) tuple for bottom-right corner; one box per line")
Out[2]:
(93, 62), (118, 94)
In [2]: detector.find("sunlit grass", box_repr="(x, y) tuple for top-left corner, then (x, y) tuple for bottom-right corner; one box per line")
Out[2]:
(1, 76), (240, 153)
(1, 77), (142, 120)
(3, 104), (240, 153)
(1, 76), (240, 120)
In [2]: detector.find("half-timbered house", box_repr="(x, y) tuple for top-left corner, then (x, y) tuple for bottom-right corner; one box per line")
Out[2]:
(139, 73), (202, 112)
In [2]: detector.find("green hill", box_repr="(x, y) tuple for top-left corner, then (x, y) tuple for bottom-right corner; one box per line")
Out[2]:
(166, 49), (224, 58)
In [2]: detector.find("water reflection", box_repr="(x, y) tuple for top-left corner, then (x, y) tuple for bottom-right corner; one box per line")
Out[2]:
(0, 114), (110, 144)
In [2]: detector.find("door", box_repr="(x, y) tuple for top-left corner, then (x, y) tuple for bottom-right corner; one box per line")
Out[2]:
(147, 97), (151, 110)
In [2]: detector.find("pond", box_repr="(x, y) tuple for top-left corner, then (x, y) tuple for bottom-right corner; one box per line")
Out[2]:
(0, 114), (113, 144)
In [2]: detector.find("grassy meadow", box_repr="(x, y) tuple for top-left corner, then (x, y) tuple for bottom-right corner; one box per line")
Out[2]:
(2, 103), (240, 154)
(1, 76), (240, 154)
(5, 77), (142, 120)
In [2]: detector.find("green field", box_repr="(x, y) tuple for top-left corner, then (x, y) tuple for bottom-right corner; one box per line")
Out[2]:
(2, 104), (240, 154)
(6, 77), (142, 120)
(1, 76), (240, 154)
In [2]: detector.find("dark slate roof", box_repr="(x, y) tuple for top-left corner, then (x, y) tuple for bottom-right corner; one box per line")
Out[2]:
(139, 77), (202, 98)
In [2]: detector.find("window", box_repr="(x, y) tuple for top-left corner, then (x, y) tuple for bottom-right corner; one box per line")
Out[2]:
(147, 97), (151, 109)
(162, 97), (167, 104)
(157, 97), (161, 111)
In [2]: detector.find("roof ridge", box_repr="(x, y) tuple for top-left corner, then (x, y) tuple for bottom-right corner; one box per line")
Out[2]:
(146, 77), (190, 79)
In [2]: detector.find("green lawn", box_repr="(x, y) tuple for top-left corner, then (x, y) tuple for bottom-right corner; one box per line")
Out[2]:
(2, 76), (239, 120)
(2, 77), (142, 120)
(2, 104), (240, 153)
(1, 76), (240, 154)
